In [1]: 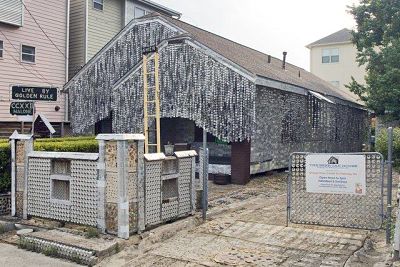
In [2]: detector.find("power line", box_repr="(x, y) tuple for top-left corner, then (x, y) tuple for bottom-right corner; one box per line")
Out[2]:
(0, 29), (53, 85)
(20, 0), (67, 60)
(1, 46), (49, 84)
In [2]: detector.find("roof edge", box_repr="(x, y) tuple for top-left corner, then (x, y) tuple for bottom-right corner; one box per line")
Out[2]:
(255, 75), (364, 108)
(306, 40), (353, 49)
(136, 0), (181, 18)
(64, 16), (184, 90)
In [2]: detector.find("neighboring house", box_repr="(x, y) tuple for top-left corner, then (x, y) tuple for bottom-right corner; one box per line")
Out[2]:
(306, 28), (366, 91)
(64, 13), (368, 184)
(68, 0), (181, 79)
(0, 0), (69, 136)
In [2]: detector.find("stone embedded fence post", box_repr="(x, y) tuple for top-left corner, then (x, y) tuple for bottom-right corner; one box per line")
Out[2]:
(96, 134), (145, 239)
(9, 131), (33, 219)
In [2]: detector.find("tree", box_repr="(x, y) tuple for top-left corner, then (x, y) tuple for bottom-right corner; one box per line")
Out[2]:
(347, 0), (400, 119)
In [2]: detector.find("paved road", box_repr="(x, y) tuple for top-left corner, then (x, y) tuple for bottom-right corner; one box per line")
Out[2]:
(0, 243), (80, 267)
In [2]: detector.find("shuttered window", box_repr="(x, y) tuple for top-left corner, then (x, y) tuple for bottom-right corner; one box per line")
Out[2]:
(0, 0), (23, 27)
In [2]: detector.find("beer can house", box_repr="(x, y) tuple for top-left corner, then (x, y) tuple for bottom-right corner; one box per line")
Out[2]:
(64, 13), (368, 184)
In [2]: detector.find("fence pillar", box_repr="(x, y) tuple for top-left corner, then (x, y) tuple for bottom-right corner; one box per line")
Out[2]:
(9, 131), (33, 219)
(97, 139), (106, 233)
(137, 139), (145, 233)
(96, 134), (145, 239)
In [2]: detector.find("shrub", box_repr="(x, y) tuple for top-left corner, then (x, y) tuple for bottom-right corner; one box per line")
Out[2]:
(375, 127), (400, 170)
(0, 142), (11, 194)
(0, 136), (98, 194)
(34, 139), (98, 153)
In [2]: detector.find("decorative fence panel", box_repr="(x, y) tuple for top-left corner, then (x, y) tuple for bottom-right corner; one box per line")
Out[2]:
(288, 152), (384, 230)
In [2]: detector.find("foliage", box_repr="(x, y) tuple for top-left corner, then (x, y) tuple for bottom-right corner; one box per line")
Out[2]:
(375, 127), (400, 170)
(43, 246), (59, 257)
(347, 0), (400, 118)
(0, 136), (98, 194)
(34, 138), (98, 153)
(0, 143), (11, 194)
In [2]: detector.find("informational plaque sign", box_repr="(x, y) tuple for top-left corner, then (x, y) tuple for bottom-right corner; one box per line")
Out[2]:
(11, 86), (57, 101)
(10, 101), (34, 115)
(305, 154), (366, 195)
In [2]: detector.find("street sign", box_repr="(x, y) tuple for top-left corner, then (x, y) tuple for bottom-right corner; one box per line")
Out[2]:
(10, 101), (34, 116)
(11, 85), (57, 101)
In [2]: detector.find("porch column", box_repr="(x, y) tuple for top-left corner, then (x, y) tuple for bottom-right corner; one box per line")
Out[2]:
(230, 140), (251, 185)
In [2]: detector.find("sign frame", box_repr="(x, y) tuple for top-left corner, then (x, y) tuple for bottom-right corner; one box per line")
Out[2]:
(10, 101), (34, 116)
(305, 154), (366, 195)
(287, 152), (384, 230)
(10, 85), (58, 102)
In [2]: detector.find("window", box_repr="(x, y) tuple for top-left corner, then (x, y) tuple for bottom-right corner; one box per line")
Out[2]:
(50, 160), (71, 202)
(52, 179), (70, 201)
(21, 45), (35, 63)
(330, 81), (340, 87)
(134, 7), (145, 18)
(93, 0), (103, 10)
(0, 40), (3, 58)
(322, 48), (339, 63)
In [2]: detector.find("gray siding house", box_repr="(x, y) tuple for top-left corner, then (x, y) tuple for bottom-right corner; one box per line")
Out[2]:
(68, 0), (180, 78)
(64, 13), (368, 184)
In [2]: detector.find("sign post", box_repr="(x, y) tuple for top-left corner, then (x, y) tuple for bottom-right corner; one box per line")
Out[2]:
(10, 85), (58, 136)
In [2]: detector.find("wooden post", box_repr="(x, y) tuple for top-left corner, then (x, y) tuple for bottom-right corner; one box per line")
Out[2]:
(230, 140), (251, 185)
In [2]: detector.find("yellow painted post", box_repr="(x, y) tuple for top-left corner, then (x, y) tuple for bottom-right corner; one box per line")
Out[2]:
(143, 54), (149, 154)
(155, 52), (161, 153)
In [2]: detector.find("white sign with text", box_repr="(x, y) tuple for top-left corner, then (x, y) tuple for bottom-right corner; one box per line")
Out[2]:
(305, 154), (366, 195)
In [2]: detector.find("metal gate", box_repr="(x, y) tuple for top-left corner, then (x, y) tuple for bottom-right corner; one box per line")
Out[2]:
(287, 152), (384, 230)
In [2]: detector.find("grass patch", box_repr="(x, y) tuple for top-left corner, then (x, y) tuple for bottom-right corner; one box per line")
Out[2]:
(43, 246), (59, 257)
(84, 227), (99, 239)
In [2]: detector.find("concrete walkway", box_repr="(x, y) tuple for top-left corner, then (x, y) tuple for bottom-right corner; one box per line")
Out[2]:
(98, 173), (390, 266)
(0, 243), (80, 267)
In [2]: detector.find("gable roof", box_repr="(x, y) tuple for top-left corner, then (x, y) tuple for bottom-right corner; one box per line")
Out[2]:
(306, 28), (352, 48)
(159, 16), (360, 104)
(65, 14), (362, 106)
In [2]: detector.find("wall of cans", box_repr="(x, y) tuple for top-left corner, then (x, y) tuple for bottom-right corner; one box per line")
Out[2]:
(67, 20), (256, 142)
(251, 87), (368, 170)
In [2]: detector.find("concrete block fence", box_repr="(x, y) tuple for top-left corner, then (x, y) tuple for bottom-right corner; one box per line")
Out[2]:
(9, 132), (198, 239)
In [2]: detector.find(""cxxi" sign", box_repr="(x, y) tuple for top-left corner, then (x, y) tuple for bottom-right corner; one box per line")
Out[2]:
(10, 101), (34, 115)
(11, 85), (58, 101)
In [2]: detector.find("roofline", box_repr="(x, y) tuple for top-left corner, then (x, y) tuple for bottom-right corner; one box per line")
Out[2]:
(255, 75), (364, 108)
(306, 40), (353, 49)
(63, 16), (184, 89)
(136, 0), (181, 18)
(64, 15), (362, 106)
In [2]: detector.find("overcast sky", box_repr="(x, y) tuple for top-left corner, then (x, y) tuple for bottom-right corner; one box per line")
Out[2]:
(156, 0), (360, 71)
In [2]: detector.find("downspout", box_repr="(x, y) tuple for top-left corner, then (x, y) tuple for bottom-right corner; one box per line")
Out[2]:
(64, 0), (70, 123)
(84, 0), (89, 63)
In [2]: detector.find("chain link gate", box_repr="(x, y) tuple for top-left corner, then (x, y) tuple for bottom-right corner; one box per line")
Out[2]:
(287, 152), (384, 230)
